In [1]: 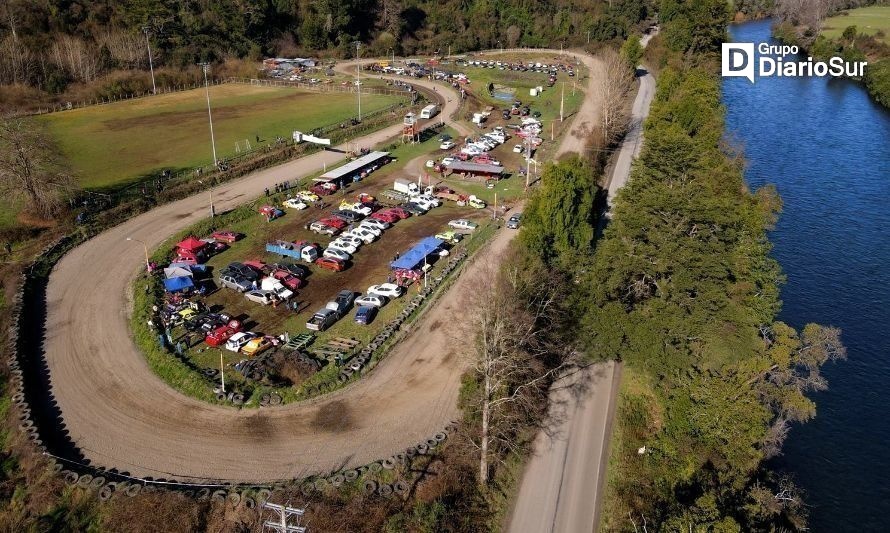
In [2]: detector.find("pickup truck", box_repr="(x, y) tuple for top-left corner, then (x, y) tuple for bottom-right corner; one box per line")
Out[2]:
(325, 290), (356, 316)
(306, 308), (339, 331)
(266, 241), (318, 262)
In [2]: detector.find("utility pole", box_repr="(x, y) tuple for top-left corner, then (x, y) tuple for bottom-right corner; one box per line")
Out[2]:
(560, 82), (565, 122)
(142, 25), (157, 94)
(262, 501), (307, 533)
(587, 30), (591, 44)
(199, 63), (218, 167)
(353, 42), (362, 122)
(219, 351), (225, 393)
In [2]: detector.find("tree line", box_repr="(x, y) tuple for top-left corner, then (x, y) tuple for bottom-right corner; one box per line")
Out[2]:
(0, 0), (651, 97)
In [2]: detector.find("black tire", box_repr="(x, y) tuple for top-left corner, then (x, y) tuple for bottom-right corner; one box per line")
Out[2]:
(257, 488), (272, 502)
(197, 488), (211, 501)
(313, 478), (328, 491)
(406, 447), (417, 457)
(125, 484), (142, 497)
(232, 394), (245, 405)
(344, 469), (359, 482)
(211, 489), (226, 502)
(378, 484), (394, 497)
(99, 485), (113, 501)
(381, 458), (397, 470)
(52, 463), (64, 473)
(63, 471), (78, 485)
(261, 393), (271, 403)
(270, 394), (282, 405)
(243, 496), (256, 509)
(77, 474), (94, 488)
(394, 480), (409, 495)
(363, 479), (378, 494)
(90, 476), (106, 489)
(216, 392), (226, 401)
(227, 492), (241, 506)
(417, 443), (429, 454)
(435, 432), (448, 442)
(368, 462), (382, 473)
(426, 438), (438, 448)
(331, 473), (345, 487)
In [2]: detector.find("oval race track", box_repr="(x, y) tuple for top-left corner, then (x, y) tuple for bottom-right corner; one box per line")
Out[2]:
(40, 51), (603, 482)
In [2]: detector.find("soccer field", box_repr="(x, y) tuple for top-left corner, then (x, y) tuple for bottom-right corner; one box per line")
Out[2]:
(37, 83), (403, 189)
(823, 6), (890, 44)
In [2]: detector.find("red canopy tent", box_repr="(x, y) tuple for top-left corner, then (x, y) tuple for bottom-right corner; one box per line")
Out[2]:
(175, 236), (207, 253)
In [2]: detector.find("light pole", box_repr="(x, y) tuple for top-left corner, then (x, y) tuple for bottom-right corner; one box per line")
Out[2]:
(126, 237), (151, 273)
(199, 180), (215, 217)
(142, 26), (157, 94)
(587, 30), (591, 44)
(497, 40), (503, 54)
(219, 351), (226, 393)
(199, 62), (218, 168)
(388, 47), (395, 66)
(353, 42), (362, 122)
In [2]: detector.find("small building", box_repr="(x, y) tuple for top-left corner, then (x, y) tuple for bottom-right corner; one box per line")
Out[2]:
(315, 151), (391, 186)
(446, 161), (506, 180)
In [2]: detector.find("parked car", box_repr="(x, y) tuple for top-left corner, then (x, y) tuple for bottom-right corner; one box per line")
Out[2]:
(328, 239), (359, 254)
(354, 224), (382, 238)
(225, 332), (256, 352)
(272, 262), (310, 279)
(404, 202), (427, 216)
(435, 231), (464, 244)
(507, 213), (522, 229)
(340, 201), (374, 216)
(361, 218), (390, 230)
(219, 273), (252, 292)
(513, 144), (523, 153)
(371, 211), (399, 223)
(343, 228), (376, 244)
(242, 335), (278, 357)
(224, 262), (260, 281)
(205, 320), (243, 347)
(355, 294), (388, 308)
(440, 140), (455, 150)
(367, 283), (405, 299)
(315, 257), (347, 272)
(296, 190), (320, 202)
(448, 219), (479, 231)
(306, 308), (339, 331)
(212, 230), (243, 243)
(271, 269), (304, 290)
(326, 290), (356, 316)
(283, 198), (308, 210)
(354, 306), (378, 325)
(245, 290), (277, 305)
(309, 221), (339, 236)
(323, 247), (352, 261)
(335, 235), (363, 248)
(388, 207), (412, 220)
(331, 209), (363, 223)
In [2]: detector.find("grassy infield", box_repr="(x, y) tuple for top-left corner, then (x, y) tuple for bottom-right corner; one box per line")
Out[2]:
(822, 6), (890, 44)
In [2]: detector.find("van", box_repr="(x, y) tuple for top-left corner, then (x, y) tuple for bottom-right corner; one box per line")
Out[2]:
(420, 104), (439, 119)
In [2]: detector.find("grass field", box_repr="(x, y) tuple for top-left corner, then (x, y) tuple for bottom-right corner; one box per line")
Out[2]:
(36, 84), (404, 190)
(823, 6), (890, 44)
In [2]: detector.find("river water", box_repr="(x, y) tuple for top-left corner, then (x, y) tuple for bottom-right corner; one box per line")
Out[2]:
(724, 20), (890, 531)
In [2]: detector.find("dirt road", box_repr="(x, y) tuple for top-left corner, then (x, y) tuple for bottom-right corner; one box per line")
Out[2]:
(39, 50), (602, 483)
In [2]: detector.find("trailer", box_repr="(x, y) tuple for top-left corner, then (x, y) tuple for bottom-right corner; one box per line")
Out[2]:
(420, 104), (440, 119)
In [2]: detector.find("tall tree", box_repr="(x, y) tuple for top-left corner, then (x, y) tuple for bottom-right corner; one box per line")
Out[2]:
(0, 116), (74, 218)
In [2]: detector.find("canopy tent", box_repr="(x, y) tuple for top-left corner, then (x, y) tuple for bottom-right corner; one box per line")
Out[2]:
(164, 266), (193, 279)
(175, 236), (207, 253)
(163, 276), (194, 293)
(390, 237), (444, 271)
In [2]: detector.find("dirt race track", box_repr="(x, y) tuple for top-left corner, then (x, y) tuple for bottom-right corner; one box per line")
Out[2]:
(39, 51), (603, 483)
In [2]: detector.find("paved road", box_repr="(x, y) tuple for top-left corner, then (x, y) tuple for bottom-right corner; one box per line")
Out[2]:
(39, 50), (604, 483)
(509, 32), (659, 533)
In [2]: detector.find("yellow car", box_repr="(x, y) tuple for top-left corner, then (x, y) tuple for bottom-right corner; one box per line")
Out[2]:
(296, 190), (320, 202)
(241, 336), (278, 357)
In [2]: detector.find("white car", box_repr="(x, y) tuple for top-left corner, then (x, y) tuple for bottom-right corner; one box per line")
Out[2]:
(323, 247), (352, 261)
(367, 283), (405, 299)
(334, 235), (363, 249)
(461, 146), (482, 156)
(513, 144), (523, 153)
(355, 294), (388, 308)
(342, 202), (373, 216)
(346, 228), (377, 244)
(441, 157), (455, 166)
(448, 219), (479, 231)
(355, 223), (382, 237)
(425, 159), (435, 168)
(225, 332), (256, 352)
(440, 140), (455, 150)
(328, 240), (359, 255)
(412, 195), (440, 209)
(361, 218), (390, 231)
(283, 198), (308, 210)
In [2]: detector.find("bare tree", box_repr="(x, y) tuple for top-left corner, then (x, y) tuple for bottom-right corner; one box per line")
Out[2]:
(463, 260), (576, 484)
(596, 48), (634, 146)
(50, 34), (101, 83)
(0, 116), (74, 218)
(100, 30), (146, 70)
(775, 0), (840, 30)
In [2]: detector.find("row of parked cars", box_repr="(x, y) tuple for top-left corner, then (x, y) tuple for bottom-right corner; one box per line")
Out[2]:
(306, 283), (407, 331)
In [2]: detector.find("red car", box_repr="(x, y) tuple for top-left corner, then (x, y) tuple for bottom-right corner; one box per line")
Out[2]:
(371, 211), (399, 223)
(311, 183), (339, 196)
(211, 230), (243, 243)
(205, 320), (243, 347)
(387, 207), (411, 220)
(272, 269), (304, 290)
(315, 257), (347, 272)
(242, 260), (267, 273)
(319, 216), (347, 229)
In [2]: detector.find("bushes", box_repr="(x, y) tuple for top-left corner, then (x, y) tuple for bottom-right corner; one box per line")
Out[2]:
(865, 58), (890, 107)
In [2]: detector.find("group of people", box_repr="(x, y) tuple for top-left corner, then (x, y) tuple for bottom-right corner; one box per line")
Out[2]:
(264, 180), (293, 197)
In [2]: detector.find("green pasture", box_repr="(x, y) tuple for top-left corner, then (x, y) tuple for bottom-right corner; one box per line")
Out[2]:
(823, 6), (890, 44)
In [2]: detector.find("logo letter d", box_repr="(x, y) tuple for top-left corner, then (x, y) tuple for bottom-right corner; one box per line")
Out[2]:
(722, 43), (755, 83)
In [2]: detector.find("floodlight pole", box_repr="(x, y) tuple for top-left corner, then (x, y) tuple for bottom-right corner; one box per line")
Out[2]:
(200, 62), (219, 168)
(126, 237), (150, 273)
(354, 42), (362, 122)
(142, 26), (157, 94)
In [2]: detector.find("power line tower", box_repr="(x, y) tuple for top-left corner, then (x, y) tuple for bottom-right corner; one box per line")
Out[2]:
(261, 501), (307, 533)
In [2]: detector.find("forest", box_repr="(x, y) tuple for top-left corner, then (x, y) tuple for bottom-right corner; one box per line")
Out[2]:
(0, 0), (649, 99)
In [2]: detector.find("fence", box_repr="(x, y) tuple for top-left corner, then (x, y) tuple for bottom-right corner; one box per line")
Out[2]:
(227, 77), (413, 98)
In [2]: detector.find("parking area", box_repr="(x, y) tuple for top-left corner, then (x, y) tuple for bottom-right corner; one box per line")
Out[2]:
(150, 139), (496, 399)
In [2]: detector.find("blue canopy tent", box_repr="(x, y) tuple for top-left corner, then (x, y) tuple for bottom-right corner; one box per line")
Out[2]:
(390, 237), (444, 271)
(163, 276), (195, 293)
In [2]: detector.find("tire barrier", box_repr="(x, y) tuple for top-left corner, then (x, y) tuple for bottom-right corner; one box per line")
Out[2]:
(197, 488), (211, 501)
(211, 489), (226, 502)
(330, 473), (345, 487)
(257, 488), (272, 503)
(98, 485), (114, 501)
(368, 462), (382, 473)
(406, 447), (418, 457)
(344, 469), (359, 482)
(313, 478), (328, 491)
(232, 394), (245, 406)
(363, 479), (378, 494)
(378, 483), (394, 497)
(243, 496), (256, 509)
(426, 438), (438, 449)
(435, 432), (448, 442)
(90, 476), (106, 489)
(52, 463), (64, 473)
(381, 457), (397, 470)
(417, 443), (429, 455)
(269, 393), (282, 406)
(227, 492), (241, 506)
(394, 480), (409, 495)
(63, 471), (78, 485)
(125, 484), (142, 497)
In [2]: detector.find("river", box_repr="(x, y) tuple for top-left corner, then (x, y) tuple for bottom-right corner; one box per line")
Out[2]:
(724, 20), (890, 531)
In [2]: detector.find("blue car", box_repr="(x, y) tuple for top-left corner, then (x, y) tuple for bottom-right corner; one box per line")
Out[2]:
(354, 305), (378, 325)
